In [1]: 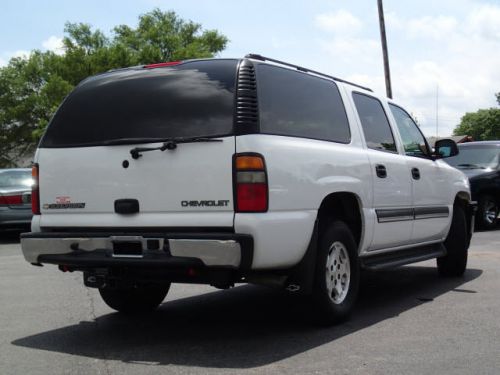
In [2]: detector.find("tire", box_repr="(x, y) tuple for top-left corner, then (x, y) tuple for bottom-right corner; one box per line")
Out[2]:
(311, 220), (360, 325)
(99, 283), (170, 313)
(437, 205), (468, 277)
(477, 194), (498, 230)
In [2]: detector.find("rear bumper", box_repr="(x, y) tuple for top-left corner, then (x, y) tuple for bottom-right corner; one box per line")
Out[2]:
(21, 232), (253, 270)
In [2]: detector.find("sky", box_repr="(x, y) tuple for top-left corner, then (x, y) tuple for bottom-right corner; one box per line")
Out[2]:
(1, 0), (499, 137)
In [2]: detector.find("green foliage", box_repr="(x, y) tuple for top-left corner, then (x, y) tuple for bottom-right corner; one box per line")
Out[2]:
(113, 9), (228, 62)
(0, 9), (228, 167)
(453, 102), (500, 141)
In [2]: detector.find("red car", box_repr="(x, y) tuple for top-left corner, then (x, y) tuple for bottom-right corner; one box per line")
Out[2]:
(0, 169), (33, 232)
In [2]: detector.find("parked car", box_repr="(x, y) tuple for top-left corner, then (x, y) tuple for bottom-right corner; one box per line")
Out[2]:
(444, 141), (500, 229)
(0, 168), (33, 231)
(20, 55), (474, 324)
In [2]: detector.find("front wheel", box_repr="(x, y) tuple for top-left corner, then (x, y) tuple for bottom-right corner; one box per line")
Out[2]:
(311, 220), (360, 325)
(99, 283), (170, 313)
(437, 205), (468, 277)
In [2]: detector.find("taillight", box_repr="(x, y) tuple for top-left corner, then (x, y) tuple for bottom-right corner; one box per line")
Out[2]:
(32, 164), (40, 215)
(0, 194), (23, 205)
(234, 154), (268, 212)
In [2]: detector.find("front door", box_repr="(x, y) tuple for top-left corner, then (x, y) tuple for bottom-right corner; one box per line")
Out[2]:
(389, 104), (451, 243)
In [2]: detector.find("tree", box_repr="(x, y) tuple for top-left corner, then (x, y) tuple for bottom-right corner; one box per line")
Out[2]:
(453, 94), (500, 141)
(0, 9), (228, 167)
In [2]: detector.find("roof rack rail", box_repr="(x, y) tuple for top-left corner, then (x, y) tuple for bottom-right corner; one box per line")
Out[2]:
(245, 53), (373, 92)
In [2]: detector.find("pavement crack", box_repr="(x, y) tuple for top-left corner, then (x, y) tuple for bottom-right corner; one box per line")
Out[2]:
(82, 280), (112, 375)
(83, 285), (98, 322)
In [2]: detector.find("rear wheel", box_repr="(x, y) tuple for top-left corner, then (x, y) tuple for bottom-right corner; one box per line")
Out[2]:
(477, 194), (498, 230)
(99, 283), (170, 313)
(311, 220), (359, 325)
(437, 205), (468, 277)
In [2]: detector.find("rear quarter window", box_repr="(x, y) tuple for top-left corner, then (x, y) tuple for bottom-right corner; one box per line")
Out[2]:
(256, 64), (351, 143)
(40, 59), (238, 148)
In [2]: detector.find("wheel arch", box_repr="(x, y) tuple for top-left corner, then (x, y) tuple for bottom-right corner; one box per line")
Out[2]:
(454, 191), (473, 243)
(455, 191), (471, 207)
(316, 192), (363, 248)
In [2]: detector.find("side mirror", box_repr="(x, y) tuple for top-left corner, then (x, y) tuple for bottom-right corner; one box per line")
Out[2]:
(434, 139), (459, 158)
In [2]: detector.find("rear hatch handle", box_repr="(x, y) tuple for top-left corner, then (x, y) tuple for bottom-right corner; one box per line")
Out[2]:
(130, 137), (223, 159)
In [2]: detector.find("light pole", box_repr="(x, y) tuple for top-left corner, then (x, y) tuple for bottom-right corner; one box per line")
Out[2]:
(377, 0), (392, 99)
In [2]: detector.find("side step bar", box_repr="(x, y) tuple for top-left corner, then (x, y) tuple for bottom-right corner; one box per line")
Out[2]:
(360, 243), (446, 271)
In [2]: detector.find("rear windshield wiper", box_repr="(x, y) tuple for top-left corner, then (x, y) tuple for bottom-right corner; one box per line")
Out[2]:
(457, 163), (485, 169)
(129, 137), (223, 159)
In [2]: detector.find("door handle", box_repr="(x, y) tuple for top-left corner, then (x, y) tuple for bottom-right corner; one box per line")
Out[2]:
(411, 167), (420, 180)
(375, 164), (387, 178)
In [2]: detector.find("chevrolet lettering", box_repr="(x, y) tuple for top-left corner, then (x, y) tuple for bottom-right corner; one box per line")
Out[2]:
(181, 200), (230, 207)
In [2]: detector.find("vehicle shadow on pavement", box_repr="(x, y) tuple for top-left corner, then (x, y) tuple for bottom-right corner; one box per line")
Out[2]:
(0, 231), (23, 244)
(12, 266), (481, 369)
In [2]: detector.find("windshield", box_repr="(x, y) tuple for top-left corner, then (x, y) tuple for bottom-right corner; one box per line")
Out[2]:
(40, 59), (238, 148)
(0, 170), (33, 189)
(446, 145), (500, 169)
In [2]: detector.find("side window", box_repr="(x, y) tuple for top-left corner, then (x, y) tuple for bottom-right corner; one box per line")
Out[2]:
(389, 104), (430, 158)
(256, 64), (351, 143)
(352, 93), (397, 152)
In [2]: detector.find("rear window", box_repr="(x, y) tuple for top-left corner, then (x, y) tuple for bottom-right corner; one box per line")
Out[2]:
(256, 64), (351, 143)
(0, 170), (33, 189)
(446, 145), (500, 169)
(352, 93), (397, 153)
(41, 60), (238, 148)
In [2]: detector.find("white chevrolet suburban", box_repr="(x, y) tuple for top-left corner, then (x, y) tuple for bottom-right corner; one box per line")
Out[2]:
(21, 54), (475, 324)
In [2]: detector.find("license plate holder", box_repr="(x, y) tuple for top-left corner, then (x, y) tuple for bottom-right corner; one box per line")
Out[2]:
(112, 240), (143, 258)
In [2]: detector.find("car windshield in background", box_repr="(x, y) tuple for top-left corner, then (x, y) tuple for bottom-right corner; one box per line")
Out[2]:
(0, 170), (33, 189)
(446, 145), (500, 169)
(40, 59), (238, 148)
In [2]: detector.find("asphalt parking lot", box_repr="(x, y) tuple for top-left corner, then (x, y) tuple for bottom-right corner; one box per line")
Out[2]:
(1, 230), (499, 375)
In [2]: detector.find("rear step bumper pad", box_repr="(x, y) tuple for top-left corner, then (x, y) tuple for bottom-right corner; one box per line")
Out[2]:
(21, 232), (253, 270)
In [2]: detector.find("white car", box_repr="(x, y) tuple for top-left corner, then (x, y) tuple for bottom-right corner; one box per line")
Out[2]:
(21, 54), (475, 324)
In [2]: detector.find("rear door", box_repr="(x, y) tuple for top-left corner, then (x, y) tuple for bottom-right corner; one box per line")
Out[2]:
(351, 92), (413, 251)
(37, 60), (238, 229)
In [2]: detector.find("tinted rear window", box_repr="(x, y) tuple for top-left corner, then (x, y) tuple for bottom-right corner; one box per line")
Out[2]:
(256, 64), (350, 143)
(41, 60), (238, 147)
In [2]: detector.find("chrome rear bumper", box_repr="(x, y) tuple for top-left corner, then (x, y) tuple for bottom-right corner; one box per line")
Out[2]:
(21, 232), (253, 269)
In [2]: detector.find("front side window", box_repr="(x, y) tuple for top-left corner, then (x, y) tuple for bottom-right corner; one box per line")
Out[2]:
(352, 93), (397, 152)
(256, 64), (351, 143)
(389, 104), (430, 158)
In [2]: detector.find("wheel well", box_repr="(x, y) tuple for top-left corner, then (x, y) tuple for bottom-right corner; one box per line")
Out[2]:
(317, 192), (362, 246)
(454, 192), (472, 241)
(455, 191), (470, 208)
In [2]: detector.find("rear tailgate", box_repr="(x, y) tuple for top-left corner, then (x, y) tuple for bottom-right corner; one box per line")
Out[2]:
(37, 139), (235, 228)
(36, 59), (238, 229)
